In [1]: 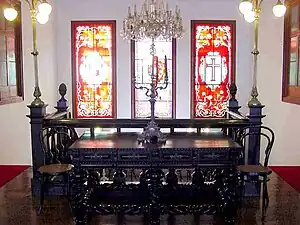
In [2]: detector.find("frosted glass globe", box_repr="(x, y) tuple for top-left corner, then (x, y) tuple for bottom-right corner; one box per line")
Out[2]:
(239, 1), (253, 15)
(36, 13), (49, 25)
(244, 11), (256, 23)
(38, 2), (52, 16)
(3, 8), (18, 21)
(273, 3), (286, 18)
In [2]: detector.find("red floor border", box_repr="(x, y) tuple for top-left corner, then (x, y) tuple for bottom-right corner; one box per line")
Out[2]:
(270, 166), (300, 192)
(0, 165), (30, 188)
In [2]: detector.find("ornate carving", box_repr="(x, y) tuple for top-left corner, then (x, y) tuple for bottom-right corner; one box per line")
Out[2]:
(69, 141), (241, 225)
(58, 83), (67, 102)
(113, 169), (126, 187)
(165, 169), (178, 187)
(229, 82), (237, 101)
(146, 169), (164, 225)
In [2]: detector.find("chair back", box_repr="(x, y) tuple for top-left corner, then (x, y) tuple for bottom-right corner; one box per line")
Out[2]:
(235, 125), (275, 167)
(40, 126), (78, 165)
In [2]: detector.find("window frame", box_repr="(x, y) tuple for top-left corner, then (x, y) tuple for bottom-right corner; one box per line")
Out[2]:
(130, 39), (177, 118)
(282, 0), (300, 105)
(71, 20), (117, 118)
(0, 1), (24, 105)
(190, 20), (236, 118)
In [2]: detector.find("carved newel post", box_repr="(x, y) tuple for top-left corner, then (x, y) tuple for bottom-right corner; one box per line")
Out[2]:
(55, 83), (68, 113)
(227, 83), (241, 138)
(228, 82), (241, 114)
(27, 103), (48, 195)
(247, 103), (265, 165)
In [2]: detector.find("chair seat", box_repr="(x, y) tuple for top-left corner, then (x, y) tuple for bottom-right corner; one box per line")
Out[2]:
(38, 164), (74, 175)
(237, 165), (272, 175)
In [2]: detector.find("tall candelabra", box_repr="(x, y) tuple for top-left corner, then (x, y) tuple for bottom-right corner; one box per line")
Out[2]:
(135, 43), (169, 144)
(239, 0), (286, 106)
(3, 0), (53, 106)
(121, 0), (184, 144)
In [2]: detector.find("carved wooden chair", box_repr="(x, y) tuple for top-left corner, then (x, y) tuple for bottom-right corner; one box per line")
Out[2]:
(37, 126), (78, 215)
(235, 125), (275, 219)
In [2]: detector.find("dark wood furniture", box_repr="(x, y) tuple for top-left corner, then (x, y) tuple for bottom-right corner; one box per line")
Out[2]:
(236, 126), (275, 219)
(37, 127), (78, 214)
(28, 82), (265, 200)
(68, 132), (242, 225)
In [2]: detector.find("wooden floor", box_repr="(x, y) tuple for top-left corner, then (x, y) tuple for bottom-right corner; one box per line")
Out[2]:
(1, 169), (300, 225)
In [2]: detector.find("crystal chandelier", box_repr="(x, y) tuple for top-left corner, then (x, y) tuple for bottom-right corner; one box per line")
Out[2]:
(121, 0), (184, 42)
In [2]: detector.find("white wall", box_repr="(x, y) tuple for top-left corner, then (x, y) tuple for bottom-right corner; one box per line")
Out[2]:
(55, 0), (253, 118)
(258, 1), (300, 165)
(3, 0), (278, 165)
(0, 0), (57, 165)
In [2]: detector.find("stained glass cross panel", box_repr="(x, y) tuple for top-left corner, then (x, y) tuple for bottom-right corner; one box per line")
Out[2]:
(132, 38), (175, 118)
(72, 21), (116, 118)
(191, 21), (236, 118)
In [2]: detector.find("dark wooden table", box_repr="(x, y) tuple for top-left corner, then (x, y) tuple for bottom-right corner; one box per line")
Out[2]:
(68, 132), (242, 225)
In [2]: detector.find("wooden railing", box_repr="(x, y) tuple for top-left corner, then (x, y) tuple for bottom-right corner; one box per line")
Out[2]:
(44, 117), (253, 129)
(44, 111), (69, 120)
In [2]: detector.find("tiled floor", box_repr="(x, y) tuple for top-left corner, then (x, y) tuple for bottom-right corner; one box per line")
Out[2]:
(0, 169), (300, 225)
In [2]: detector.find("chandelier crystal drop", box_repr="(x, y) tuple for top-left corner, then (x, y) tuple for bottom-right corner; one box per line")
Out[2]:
(121, 0), (184, 41)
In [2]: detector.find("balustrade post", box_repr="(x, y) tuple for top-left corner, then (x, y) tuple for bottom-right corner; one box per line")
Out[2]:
(55, 83), (68, 113)
(27, 104), (48, 195)
(228, 83), (241, 114)
(227, 83), (241, 137)
(247, 105), (265, 164)
(245, 104), (265, 197)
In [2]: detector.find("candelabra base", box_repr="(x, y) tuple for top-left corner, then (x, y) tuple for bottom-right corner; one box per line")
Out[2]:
(137, 120), (167, 145)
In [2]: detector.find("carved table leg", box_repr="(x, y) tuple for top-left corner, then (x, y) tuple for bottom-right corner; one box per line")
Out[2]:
(112, 168), (126, 221)
(218, 168), (238, 225)
(191, 167), (205, 219)
(113, 168), (126, 186)
(140, 169), (148, 220)
(73, 170), (99, 225)
(146, 168), (164, 225)
(191, 167), (204, 186)
(74, 187), (93, 225)
(165, 169), (178, 216)
(100, 168), (109, 181)
(140, 169), (147, 188)
(70, 167), (89, 201)
(166, 169), (178, 187)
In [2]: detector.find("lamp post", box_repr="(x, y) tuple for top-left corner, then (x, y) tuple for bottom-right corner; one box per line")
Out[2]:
(3, 0), (52, 106)
(239, 0), (286, 106)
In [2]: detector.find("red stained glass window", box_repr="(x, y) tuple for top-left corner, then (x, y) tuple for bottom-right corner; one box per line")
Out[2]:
(131, 38), (176, 118)
(191, 21), (236, 118)
(71, 21), (116, 118)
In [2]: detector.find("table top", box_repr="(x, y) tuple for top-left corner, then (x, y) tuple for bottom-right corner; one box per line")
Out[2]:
(69, 132), (241, 150)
